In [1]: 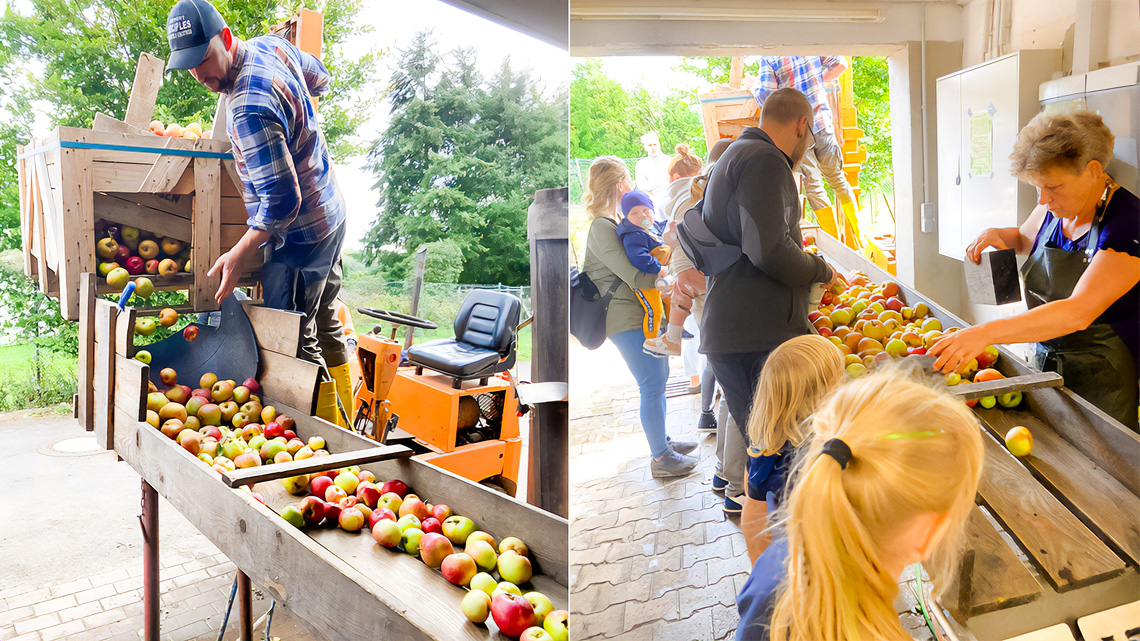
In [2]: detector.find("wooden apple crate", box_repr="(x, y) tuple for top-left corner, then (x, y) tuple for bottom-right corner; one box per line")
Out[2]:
(15, 53), (258, 322)
(814, 231), (1139, 640)
(80, 273), (569, 640)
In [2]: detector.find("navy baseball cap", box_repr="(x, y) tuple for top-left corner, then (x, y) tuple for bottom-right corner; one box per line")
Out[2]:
(166, 0), (227, 70)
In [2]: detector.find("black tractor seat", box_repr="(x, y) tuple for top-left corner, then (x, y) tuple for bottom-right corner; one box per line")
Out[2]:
(406, 289), (522, 388)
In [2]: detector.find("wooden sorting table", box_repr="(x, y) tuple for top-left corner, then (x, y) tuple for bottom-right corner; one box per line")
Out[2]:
(814, 231), (1139, 640)
(80, 280), (569, 641)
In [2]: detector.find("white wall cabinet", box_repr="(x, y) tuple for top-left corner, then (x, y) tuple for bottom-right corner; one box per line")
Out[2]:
(935, 50), (1060, 260)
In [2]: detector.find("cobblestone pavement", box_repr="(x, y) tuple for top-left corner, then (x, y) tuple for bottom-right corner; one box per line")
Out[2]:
(568, 339), (945, 641)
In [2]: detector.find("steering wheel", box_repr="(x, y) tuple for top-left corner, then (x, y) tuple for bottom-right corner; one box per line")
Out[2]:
(357, 307), (438, 331)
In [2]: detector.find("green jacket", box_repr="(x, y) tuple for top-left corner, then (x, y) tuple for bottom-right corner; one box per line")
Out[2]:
(582, 217), (659, 338)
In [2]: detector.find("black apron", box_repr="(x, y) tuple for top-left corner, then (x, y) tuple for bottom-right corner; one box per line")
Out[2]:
(1020, 178), (1139, 430)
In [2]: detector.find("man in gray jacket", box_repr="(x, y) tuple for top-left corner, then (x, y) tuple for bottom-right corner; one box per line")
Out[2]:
(700, 88), (840, 499)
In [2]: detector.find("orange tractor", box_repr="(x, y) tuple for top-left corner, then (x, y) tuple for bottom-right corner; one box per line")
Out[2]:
(342, 290), (525, 495)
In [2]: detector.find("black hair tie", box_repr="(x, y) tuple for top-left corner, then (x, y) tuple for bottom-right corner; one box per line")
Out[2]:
(821, 438), (853, 470)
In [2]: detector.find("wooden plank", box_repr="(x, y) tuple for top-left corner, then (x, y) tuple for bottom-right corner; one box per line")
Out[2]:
(976, 430), (1125, 591)
(94, 193), (192, 242)
(259, 350), (321, 415)
(269, 399), (571, 586)
(211, 95), (228, 142)
(933, 507), (1042, 616)
(123, 52), (164, 129)
(92, 112), (148, 136)
(93, 301), (117, 450)
(221, 159), (243, 199)
(92, 161), (153, 192)
(137, 153), (192, 193)
(976, 407), (1140, 567)
(244, 303), (303, 356)
(192, 157), (222, 311)
(103, 192), (193, 219)
(32, 153), (58, 275)
(1077, 600), (1140, 641)
(58, 147), (94, 321)
(221, 444), (414, 487)
(114, 306), (136, 358)
(111, 407), (434, 641)
(950, 372), (1064, 400)
(16, 149), (32, 277)
(30, 159), (52, 294)
(113, 354), (148, 422)
(221, 222), (250, 249)
(78, 273), (97, 432)
(58, 126), (227, 153)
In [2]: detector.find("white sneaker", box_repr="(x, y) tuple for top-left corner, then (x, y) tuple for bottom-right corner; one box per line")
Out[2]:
(643, 335), (681, 357)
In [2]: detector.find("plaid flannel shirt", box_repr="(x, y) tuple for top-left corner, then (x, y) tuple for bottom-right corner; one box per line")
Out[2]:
(750, 56), (844, 134)
(226, 35), (345, 248)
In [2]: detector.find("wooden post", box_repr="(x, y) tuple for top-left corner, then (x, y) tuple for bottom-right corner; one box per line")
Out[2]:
(729, 56), (744, 88)
(404, 246), (427, 349)
(78, 273), (96, 431)
(141, 479), (159, 641)
(237, 571), (253, 641)
(123, 53), (163, 130)
(525, 188), (569, 518)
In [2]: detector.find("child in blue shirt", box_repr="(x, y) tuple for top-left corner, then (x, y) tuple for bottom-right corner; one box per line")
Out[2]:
(616, 190), (671, 341)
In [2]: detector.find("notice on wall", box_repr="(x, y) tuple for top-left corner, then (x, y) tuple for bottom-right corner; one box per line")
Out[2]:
(969, 111), (993, 178)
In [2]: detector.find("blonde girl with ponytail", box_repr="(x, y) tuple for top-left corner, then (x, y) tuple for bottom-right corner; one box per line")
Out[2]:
(735, 369), (984, 641)
(740, 334), (846, 563)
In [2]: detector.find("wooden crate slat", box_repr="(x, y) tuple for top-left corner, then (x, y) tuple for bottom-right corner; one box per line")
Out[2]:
(949, 371), (1064, 400)
(221, 444), (414, 487)
(933, 506), (1042, 616)
(976, 429), (1125, 591)
(93, 300), (117, 450)
(32, 153), (59, 270)
(211, 95), (228, 142)
(976, 407), (1140, 567)
(259, 350), (321, 416)
(244, 303), (303, 357)
(58, 147), (95, 328)
(16, 149), (32, 277)
(104, 192), (193, 219)
(78, 273), (97, 432)
(113, 354), (148, 422)
(94, 193), (192, 242)
(123, 52), (163, 130)
(192, 157), (223, 310)
(92, 161), (154, 192)
(137, 152), (193, 193)
(114, 306), (136, 358)
(93, 112), (147, 136)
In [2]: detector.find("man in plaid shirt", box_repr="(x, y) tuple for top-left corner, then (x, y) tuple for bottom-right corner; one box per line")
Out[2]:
(166, 0), (351, 425)
(747, 56), (859, 224)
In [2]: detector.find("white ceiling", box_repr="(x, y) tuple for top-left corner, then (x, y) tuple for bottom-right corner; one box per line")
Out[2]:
(440, 0), (568, 50)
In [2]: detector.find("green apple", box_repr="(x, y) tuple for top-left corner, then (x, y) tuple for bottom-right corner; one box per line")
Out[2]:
(221, 438), (245, 460)
(979, 395), (997, 409)
(493, 581), (522, 597)
(248, 435), (267, 452)
(371, 519), (402, 547)
(466, 539), (498, 571)
(396, 514), (421, 532)
(441, 515), (476, 545)
(998, 390), (1022, 408)
(106, 267), (130, 289)
(460, 589), (492, 623)
(134, 277), (154, 299)
(280, 505), (305, 528)
(470, 572), (497, 596)
(135, 350), (153, 365)
(497, 550), (533, 584)
(544, 611), (569, 641)
(334, 472), (359, 495)
(377, 492), (403, 514)
(96, 236), (119, 260)
(98, 261), (119, 276)
(524, 592), (555, 627)
(135, 317), (157, 337)
(400, 527), (424, 556)
(499, 536), (530, 558)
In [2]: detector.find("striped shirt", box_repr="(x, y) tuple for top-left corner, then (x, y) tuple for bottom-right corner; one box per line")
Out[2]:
(225, 35), (345, 248)
(749, 56), (844, 134)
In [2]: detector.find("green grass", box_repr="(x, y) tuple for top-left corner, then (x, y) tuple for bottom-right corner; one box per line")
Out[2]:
(0, 340), (78, 412)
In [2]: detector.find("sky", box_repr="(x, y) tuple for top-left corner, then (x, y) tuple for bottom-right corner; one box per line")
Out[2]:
(333, 0), (567, 250)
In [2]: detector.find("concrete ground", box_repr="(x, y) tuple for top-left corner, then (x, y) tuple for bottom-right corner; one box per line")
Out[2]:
(568, 338), (945, 641)
(0, 407), (317, 641)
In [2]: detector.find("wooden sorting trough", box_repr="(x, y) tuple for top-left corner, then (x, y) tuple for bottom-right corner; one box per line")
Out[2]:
(813, 231), (1139, 640)
(80, 272), (568, 640)
(16, 124), (257, 321)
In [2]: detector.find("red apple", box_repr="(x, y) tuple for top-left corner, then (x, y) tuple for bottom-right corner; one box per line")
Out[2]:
(125, 256), (145, 275)
(298, 496), (325, 526)
(264, 421), (283, 439)
(321, 501), (342, 527)
(357, 483), (382, 508)
(183, 325), (199, 341)
(491, 592), (536, 637)
(441, 552), (477, 586)
(338, 507), (365, 532)
(431, 504), (453, 522)
(398, 497), (429, 521)
(368, 507), (396, 530)
(418, 532), (454, 568)
(242, 377), (260, 394)
(159, 368), (178, 387)
(379, 479), (408, 498)
(371, 519), (402, 547)
(420, 517), (442, 535)
(309, 475), (333, 499)
(282, 429), (297, 441)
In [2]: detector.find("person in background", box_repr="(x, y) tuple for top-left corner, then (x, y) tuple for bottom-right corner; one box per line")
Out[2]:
(165, 0), (352, 426)
(747, 56), (859, 228)
(616, 190), (671, 341)
(700, 88), (842, 490)
(736, 370), (984, 641)
(581, 156), (700, 478)
(740, 334), (845, 563)
(929, 111), (1139, 430)
(635, 131), (673, 218)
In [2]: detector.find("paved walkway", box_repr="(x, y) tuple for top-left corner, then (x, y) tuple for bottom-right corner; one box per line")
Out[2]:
(0, 409), (315, 641)
(568, 339), (943, 641)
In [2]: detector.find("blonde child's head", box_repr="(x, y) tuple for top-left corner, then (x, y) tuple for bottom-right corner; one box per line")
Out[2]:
(584, 156), (631, 221)
(770, 368), (984, 641)
(746, 334), (846, 456)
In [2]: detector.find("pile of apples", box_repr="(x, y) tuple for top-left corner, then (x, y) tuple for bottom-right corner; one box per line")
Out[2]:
(96, 223), (192, 289)
(149, 120), (210, 140)
(277, 475), (567, 640)
(144, 370), (305, 476)
(810, 269), (1014, 407)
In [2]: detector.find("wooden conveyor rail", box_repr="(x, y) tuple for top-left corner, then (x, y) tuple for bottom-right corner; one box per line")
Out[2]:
(812, 230), (1139, 638)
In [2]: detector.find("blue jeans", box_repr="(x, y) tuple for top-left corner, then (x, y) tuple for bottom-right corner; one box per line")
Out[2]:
(610, 329), (670, 458)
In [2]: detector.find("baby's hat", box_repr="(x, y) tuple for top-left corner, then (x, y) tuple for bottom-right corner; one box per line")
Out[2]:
(621, 190), (654, 216)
